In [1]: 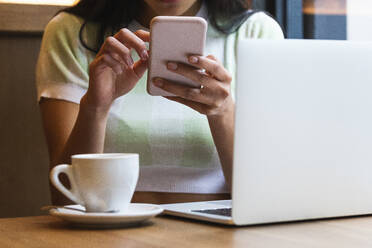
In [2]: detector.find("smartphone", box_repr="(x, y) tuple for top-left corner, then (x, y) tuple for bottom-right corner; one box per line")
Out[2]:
(147, 16), (208, 96)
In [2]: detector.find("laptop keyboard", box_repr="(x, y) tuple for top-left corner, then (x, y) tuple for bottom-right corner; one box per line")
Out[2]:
(192, 208), (232, 217)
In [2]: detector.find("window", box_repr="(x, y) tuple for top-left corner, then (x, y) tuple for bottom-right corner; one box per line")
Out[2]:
(346, 0), (372, 41)
(304, 0), (346, 40)
(258, 0), (372, 41)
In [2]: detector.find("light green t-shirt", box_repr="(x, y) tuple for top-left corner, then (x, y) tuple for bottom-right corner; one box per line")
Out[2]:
(36, 5), (284, 193)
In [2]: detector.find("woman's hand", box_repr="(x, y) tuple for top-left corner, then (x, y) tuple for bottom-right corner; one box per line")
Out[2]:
(83, 29), (150, 113)
(153, 54), (233, 117)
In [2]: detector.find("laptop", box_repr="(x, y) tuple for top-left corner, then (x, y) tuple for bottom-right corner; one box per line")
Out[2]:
(161, 39), (372, 225)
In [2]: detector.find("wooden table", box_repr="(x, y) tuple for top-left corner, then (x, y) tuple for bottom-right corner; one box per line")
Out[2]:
(2, 214), (372, 247)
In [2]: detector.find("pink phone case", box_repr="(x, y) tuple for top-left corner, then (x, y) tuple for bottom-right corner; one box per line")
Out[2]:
(147, 16), (208, 96)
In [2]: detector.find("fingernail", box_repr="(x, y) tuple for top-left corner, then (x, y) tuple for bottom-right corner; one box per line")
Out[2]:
(189, 56), (198, 64)
(167, 62), (177, 70)
(153, 78), (163, 87)
(140, 50), (148, 60)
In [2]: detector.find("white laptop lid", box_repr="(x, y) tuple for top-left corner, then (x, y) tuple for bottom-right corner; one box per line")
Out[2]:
(233, 39), (372, 225)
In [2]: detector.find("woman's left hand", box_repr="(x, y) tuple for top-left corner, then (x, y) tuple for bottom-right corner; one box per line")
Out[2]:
(153, 54), (233, 117)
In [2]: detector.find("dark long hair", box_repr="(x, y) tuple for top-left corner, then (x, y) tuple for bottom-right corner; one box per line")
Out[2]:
(61, 0), (255, 53)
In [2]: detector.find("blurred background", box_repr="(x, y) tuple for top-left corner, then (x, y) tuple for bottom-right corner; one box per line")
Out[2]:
(0, 0), (371, 218)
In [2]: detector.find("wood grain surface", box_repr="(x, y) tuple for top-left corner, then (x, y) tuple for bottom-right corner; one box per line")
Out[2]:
(0, 3), (64, 32)
(1, 215), (372, 247)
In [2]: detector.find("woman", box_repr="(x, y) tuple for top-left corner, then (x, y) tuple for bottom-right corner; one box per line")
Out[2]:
(36, 0), (284, 205)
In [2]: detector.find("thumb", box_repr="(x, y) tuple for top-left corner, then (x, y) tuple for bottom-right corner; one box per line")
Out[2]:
(133, 59), (148, 78)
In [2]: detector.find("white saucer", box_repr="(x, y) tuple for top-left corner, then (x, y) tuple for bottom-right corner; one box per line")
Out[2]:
(49, 203), (163, 227)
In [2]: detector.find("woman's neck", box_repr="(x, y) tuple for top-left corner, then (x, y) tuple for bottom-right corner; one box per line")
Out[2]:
(137, 0), (202, 29)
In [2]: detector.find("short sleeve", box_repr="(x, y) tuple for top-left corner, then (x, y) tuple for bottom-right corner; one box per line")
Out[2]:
(225, 12), (285, 101)
(241, 12), (285, 39)
(35, 12), (92, 104)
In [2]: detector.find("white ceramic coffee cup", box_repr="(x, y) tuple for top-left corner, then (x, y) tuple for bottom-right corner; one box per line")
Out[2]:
(50, 153), (139, 213)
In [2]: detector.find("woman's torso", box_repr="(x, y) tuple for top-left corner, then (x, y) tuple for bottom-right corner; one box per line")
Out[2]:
(36, 5), (284, 195)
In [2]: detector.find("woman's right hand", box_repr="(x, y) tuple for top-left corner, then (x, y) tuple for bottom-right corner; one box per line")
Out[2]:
(83, 28), (150, 113)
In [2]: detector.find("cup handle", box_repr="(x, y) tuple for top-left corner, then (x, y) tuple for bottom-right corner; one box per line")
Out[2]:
(50, 164), (84, 206)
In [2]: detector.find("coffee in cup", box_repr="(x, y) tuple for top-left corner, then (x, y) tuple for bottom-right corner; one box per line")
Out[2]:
(50, 153), (139, 213)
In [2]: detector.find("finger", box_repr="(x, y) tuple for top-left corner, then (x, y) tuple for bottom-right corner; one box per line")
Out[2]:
(164, 96), (207, 115)
(153, 78), (214, 106)
(133, 59), (148, 79)
(115, 28), (149, 61)
(97, 36), (133, 67)
(205, 55), (219, 78)
(206, 54), (218, 61)
(166, 62), (219, 89)
(93, 54), (123, 74)
(134, 29), (150, 42)
(187, 55), (232, 82)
